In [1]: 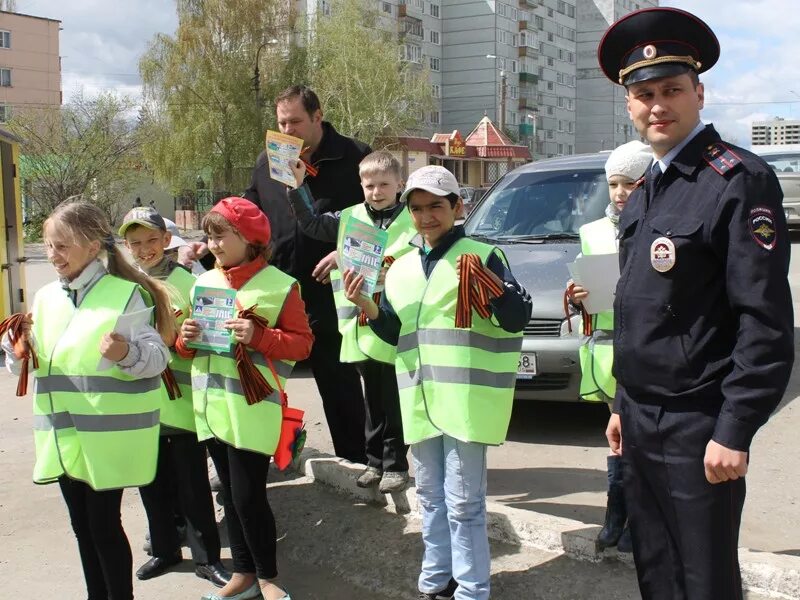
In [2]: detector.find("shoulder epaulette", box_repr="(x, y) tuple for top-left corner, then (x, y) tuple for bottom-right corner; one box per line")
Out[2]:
(703, 142), (742, 177)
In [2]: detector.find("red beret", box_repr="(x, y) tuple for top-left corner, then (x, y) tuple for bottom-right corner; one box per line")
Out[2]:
(211, 197), (271, 246)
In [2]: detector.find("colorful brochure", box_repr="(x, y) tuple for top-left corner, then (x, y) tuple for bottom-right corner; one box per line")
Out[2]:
(265, 130), (304, 187)
(188, 286), (237, 352)
(340, 218), (389, 296)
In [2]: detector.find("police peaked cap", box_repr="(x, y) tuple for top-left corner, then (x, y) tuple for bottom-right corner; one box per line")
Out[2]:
(598, 7), (720, 86)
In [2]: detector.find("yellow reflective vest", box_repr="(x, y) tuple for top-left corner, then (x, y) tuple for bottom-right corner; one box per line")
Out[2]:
(384, 238), (522, 445)
(331, 203), (417, 364)
(191, 265), (296, 456)
(31, 276), (163, 491)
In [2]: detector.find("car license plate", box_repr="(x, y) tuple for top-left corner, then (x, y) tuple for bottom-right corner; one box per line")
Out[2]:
(517, 352), (538, 378)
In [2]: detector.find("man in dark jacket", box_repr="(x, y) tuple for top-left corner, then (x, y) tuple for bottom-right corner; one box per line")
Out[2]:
(244, 86), (371, 464)
(188, 86), (370, 463)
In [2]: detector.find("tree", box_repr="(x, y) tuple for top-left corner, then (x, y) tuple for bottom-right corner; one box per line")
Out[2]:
(139, 0), (296, 194)
(306, 0), (434, 145)
(7, 91), (141, 233)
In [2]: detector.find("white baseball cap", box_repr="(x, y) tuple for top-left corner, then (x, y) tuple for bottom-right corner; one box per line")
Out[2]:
(399, 165), (461, 204)
(163, 218), (188, 250)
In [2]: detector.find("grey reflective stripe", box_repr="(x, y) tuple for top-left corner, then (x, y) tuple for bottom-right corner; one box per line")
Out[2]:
(337, 306), (359, 320)
(172, 369), (193, 386)
(37, 374), (163, 394)
(331, 278), (343, 292)
(33, 410), (160, 432)
(197, 352), (293, 380)
(193, 374), (282, 405)
(397, 328), (522, 354)
(590, 330), (614, 343)
(33, 411), (72, 431)
(396, 365), (516, 390)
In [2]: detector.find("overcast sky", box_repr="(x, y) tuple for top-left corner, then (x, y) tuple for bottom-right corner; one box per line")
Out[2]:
(13, 0), (799, 147)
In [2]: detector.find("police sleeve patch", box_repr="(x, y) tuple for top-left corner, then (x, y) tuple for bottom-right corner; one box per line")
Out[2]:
(703, 142), (742, 176)
(749, 206), (777, 250)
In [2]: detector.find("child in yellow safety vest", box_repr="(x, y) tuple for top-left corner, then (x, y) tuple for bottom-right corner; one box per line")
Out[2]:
(3, 200), (174, 600)
(287, 150), (415, 493)
(119, 206), (230, 588)
(176, 197), (313, 600)
(343, 166), (532, 600)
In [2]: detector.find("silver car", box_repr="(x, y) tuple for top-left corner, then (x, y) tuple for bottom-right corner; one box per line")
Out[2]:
(463, 153), (610, 402)
(755, 151), (800, 226)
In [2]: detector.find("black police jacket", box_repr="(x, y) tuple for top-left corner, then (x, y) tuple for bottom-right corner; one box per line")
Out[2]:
(242, 121), (371, 332)
(613, 125), (794, 451)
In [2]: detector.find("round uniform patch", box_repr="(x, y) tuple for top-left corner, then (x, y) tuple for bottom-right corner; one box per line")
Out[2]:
(749, 206), (777, 250)
(650, 236), (676, 272)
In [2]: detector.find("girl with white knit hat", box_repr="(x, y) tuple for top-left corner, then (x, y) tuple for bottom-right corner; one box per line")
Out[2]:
(567, 140), (651, 553)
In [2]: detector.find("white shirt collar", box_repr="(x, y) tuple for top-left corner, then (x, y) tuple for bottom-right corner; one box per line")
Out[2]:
(654, 121), (706, 174)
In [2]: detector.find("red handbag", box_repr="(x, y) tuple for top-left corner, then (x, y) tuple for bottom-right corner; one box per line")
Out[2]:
(267, 358), (306, 471)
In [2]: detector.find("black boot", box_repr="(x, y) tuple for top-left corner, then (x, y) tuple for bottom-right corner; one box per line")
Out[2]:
(597, 455), (627, 550)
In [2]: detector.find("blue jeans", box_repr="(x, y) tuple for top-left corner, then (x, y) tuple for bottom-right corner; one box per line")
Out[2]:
(412, 434), (490, 600)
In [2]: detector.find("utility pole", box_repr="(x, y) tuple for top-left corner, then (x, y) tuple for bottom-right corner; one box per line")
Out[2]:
(499, 70), (506, 132)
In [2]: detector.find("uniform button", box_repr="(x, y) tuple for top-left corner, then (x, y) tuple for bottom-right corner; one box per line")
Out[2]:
(666, 230), (672, 236)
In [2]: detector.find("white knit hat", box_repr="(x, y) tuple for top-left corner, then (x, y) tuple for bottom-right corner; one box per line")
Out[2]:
(604, 140), (652, 182)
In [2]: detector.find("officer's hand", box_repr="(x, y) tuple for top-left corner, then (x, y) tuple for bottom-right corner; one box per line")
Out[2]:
(288, 159), (307, 189)
(704, 440), (748, 484)
(606, 413), (623, 455)
(225, 318), (255, 345)
(100, 332), (130, 362)
(312, 250), (338, 284)
(181, 318), (202, 343)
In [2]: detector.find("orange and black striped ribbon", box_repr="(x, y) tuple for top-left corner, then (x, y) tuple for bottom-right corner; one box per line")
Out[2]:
(455, 254), (504, 329)
(358, 255), (396, 326)
(564, 283), (592, 336)
(162, 307), (185, 400)
(234, 304), (275, 405)
(0, 313), (38, 396)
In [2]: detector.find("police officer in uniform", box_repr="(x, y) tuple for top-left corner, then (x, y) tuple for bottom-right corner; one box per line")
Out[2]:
(598, 8), (794, 599)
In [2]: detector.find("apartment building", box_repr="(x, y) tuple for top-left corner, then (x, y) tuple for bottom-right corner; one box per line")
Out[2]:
(300, 0), (651, 157)
(0, 10), (62, 123)
(751, 118), (800, 147)
(575, 0), (655, 154)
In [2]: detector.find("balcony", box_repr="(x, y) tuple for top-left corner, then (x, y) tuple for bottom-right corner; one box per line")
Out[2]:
(519, 123), (534, 136)
(399, 15), (424, 40)
(519, 45), (538, 58)
(518, 0), (540, 7)
(519, 72), (538, 85)
(398, 0), (424, 17)
(518, 97), (537, 112)
(519, 20), (527, 31)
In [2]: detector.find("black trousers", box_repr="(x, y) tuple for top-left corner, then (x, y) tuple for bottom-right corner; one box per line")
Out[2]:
(310, 328), (367, 464)
(139, 433), (221, 564)
(59, 476), (133, 600)
(206, 439), (277, 579)
(621, 398), (746, 600)
(356, 359), (408, 472)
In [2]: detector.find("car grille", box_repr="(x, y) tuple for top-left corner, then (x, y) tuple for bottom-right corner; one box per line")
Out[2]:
(515, 373), (571, 390)
(523, 319), (562, 337)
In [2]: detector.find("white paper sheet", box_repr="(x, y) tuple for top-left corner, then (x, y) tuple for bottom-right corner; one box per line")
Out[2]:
(96, 307), (154, 371)
(567, 253), (620, 314)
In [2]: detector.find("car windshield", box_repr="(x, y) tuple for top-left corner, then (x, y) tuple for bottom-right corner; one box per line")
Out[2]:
(760, 153), (800, 173)
(464, 169), (609, 239)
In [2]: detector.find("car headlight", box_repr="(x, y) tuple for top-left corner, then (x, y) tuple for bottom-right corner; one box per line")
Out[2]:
(560, 313), (583, 337)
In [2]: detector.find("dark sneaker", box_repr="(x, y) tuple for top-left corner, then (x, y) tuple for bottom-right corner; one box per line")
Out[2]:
(379, 470), (410, 494)
(356, 466), (382, 488)
(417, 578), (457, 599)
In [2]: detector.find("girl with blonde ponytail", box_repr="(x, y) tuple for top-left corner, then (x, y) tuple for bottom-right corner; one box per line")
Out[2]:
(2, 199), (171, 600)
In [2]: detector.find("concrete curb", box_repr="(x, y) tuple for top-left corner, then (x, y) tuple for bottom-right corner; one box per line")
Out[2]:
(293, 447), (800, 600)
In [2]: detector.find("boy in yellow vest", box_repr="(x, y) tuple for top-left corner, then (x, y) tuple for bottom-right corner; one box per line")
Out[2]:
(343, 166), (531, 600)
(119, 207), (230, 588)
(287, 151), (416, 493)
